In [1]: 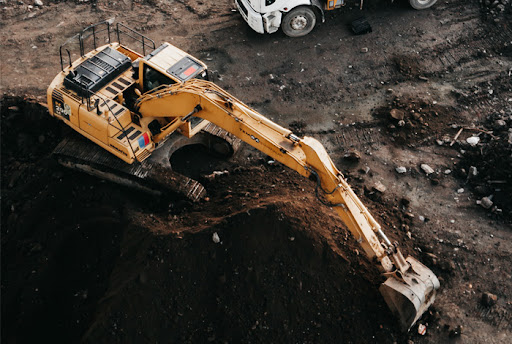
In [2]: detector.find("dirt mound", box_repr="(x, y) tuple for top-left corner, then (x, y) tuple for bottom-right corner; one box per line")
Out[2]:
(82, 204), (402, 343)
(1, 97), (408, 343)
(457, 112), (512, 221)
(373, 95), (460, 146)
(481, 0), (512, 23)
(394, 55), (425, 81)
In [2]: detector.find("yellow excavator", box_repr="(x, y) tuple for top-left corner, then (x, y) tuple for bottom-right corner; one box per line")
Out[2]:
(47, 21), (439, 330)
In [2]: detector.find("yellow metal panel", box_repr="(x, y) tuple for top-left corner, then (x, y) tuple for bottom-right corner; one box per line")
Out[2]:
(79, 106), (109, 143)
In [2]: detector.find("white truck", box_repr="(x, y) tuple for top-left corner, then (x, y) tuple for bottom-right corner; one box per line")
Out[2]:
(235, 0), (437, 37)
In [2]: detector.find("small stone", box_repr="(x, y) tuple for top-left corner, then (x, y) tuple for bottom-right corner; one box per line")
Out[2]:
(390, 109), (405, 120)
(425, 252), (438, 265)
(495, 119), (507, 127)
(436, 139), (444, 146)
(397, 120), (405, 127)
(361, 47), (369, 53)
(420, 164), (435, 175)
(395, 166), (407, 174)
(479, 196), (494, 209)
(468, 166), (478, 178)
(418, 215), (425, 222)
(34, 0), (43, 6)
(343, 149), (361, 161)
(481, 292), (498, 307)
(373, 181), (387, 193)
(444, 169), (452, 175)
(212, 232), (220, 244)
(466, 136), (480, 146)
(449, 325), (463, 338)
(457, 188), (464, 193)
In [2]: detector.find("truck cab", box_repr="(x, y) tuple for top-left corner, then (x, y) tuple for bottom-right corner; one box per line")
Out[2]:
(235, 0), (437, 37)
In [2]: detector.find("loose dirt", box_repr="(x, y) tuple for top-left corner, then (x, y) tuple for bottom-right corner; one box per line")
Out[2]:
(2, 0), (512, 343)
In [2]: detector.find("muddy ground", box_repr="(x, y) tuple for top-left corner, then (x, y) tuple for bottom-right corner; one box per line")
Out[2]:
(1, 0), (512, 343)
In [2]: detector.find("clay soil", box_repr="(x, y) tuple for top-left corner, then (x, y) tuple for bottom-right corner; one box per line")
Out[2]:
(1, 0), (512, 343)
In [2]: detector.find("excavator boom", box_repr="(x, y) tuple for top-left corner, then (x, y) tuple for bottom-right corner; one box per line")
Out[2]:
(135, 80), (440, 330)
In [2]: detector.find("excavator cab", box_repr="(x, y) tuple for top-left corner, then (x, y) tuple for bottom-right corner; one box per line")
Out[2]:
(137, 43), (208, 93)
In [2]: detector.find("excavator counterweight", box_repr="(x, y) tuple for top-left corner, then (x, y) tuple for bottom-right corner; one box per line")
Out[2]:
(47, 21), (440, 331)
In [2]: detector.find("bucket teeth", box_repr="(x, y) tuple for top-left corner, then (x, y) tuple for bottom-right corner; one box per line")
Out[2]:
(379, 256), (440, 330)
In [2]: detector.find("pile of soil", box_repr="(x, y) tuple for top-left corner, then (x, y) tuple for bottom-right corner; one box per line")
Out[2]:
(457, 111), (512, 221)
(481, 0), (512, 22)
(373, 95), (460, 146)
(1, 97), (414, 343)
(394, 55), (425, 81)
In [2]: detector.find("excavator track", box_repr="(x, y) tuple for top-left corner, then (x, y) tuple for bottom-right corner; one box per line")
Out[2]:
(53, 124), (242, 202)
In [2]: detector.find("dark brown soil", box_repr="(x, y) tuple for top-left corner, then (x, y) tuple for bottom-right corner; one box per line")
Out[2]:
(457, 112), (512, 221)
(1, 97), (406, 343)
(373, 95), (461, 146)
(2, 1), (512, 343)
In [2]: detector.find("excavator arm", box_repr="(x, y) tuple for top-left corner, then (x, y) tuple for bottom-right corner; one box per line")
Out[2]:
(135, 79), (440, 330)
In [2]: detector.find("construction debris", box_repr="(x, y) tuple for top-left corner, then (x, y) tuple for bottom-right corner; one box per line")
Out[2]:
(481, 292), (498, 307)
(373, 181), (387, 193)
(420, 164), (435, 175)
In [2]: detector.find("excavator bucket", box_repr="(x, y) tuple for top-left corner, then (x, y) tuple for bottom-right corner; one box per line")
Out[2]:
(379, 256), (440, 330)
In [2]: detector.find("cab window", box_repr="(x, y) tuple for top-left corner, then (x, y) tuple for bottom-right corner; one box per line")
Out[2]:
(143, 65), (176, 91)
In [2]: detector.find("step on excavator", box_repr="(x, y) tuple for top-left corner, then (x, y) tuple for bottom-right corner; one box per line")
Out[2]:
(47, 21), (439, 330)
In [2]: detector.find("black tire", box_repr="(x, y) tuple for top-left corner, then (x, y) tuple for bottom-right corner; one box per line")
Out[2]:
(281, 7), (316, 38)
(409, 0), (437, 10)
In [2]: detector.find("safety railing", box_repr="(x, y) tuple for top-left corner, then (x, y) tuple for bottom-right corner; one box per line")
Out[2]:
(59, 20), (156, 71)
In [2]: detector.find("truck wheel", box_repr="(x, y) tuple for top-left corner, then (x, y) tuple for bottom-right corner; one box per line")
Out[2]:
(281, 7), (316, 38)
(409, 0), (437, 10)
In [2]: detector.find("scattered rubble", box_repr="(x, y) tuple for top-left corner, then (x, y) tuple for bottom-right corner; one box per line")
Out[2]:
(390, 108), (405, 120)
(343, 149), (361, 162)
(477, 196), (494, 209)
(481, 292), (498, 307)
(373, 181), (387, 193)
(481, 0), (512, 22)
(466, 136), (480, 146)
(420, 164), (435, 175)
(459, 112), (512, 220)
(374, 95), (460, 146)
